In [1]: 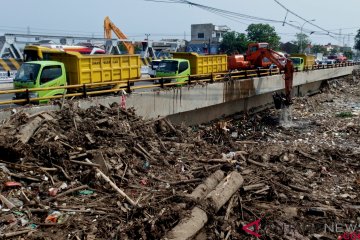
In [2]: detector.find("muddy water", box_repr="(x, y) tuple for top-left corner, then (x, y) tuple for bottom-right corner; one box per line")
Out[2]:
(279, 107), (313, 129)
(279, 106), (294, 128)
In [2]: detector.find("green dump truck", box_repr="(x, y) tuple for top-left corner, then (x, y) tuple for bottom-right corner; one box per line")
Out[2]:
(290, 54), (316, 71)
(14, 46), (141, 103)
(155, 52), (227, 83)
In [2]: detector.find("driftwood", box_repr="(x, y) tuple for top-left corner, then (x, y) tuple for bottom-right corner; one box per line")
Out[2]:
(69, 160), (101, 168)
(17, 116), (43, 144)
(247, 159), (268, 168)
(46, 185), (89, 202)
(242, 183), (266, 192)
(165, 171), (244, 240)
(188, 170), (225, 202)
(0, 229), (34, 238)
(85, 159), (137, 207)
(0, 193), (16, 209)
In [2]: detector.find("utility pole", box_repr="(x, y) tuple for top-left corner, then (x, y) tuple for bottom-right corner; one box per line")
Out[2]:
(339, 29), (342, 46)
(290, 19), (315, 53)
(27, 26), (30, 42)
(145, 33), (150, 42)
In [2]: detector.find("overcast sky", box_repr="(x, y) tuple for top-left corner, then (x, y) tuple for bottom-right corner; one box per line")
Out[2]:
(1, 0), (358, 46)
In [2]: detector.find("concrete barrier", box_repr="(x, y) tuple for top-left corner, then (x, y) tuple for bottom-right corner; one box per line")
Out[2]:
(0, 66), (355, 125)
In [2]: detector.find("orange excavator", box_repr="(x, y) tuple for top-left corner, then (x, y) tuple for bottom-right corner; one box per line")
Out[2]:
(104, 16), (134, 54)
(248, 43), (294, 108)
(228, 42), (294, 108)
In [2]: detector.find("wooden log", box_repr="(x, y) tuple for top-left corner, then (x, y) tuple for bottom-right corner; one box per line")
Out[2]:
(69, 153), (88, 160)
(136, 143), (156, 162)
(0, 194), (16, 209)
(165, 171), (243, 240)
(46, 185), (88, 202)
(17, 116), (43, 144)
(0, 229), (34, 238)
(166, 207), (208, 240)
(288, 184), (311, 193)
(242, 183), (266, 192)
(236, 140), (258, 144)
(69, 160), (101, 167)
(198, 159), (231, 164)
(247, 159), (268, 168)
(188, 170), (225, 202)
(85, 159), (137, 207)
(92, 152), (109, 174)
(205, 171), (244, 212)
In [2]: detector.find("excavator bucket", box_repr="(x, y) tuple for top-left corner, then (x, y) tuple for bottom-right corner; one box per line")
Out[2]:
(272, 92), (292, 109)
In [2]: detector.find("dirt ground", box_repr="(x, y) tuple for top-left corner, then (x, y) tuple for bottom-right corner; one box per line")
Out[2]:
(0, 73), (359, 240)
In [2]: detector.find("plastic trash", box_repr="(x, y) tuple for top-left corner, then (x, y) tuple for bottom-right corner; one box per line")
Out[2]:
(222, 152), (236, 160)
(48, 188), (59, 197)
(231, 132), (238, 138)
(139, 179), (148, 186)
(78, 190), (94, 195)
(4, 182), (22, 188)
(45, 211), (62, 223)
(29, 223), (38, 229)
(143, 161), (150, 169)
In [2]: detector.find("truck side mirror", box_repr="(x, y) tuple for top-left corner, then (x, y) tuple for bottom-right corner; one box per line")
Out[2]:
(7, 71), (10, 77)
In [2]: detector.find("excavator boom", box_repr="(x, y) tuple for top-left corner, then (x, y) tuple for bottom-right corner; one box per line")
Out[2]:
(104, 16), (134, 54)
(250, 46), (294, 108)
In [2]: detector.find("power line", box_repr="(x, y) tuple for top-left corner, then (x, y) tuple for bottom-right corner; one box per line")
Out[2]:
(273, 0), (345, 37)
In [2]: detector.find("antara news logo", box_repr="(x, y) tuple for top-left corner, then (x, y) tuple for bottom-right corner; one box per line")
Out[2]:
(242, 218), (360, 239)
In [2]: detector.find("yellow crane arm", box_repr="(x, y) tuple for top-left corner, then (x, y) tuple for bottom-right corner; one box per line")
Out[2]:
(104, 16), (135, 54)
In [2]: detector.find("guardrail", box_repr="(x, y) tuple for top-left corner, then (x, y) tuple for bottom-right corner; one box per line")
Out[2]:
(0, 62), (356, 106)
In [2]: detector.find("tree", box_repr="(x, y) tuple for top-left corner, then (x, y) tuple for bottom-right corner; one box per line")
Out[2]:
(330, 46), (339, 55)
(340, 47), (353, 59)
(294, 33), (311, 53)
(219, 31), (249, 54)
(354, 29), (360, 51)
(246, 24), (281, 49)
(312, 44), (328, 55)
(343, 50), (353, 59)
(280, 42), (298, 54)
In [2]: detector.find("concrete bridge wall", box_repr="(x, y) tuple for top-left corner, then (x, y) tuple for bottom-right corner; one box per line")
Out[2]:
(0, 66), (354, 124)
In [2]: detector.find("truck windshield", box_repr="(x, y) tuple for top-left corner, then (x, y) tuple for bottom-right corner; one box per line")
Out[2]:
(290, 58), (301, 65)
(151, 61), (161, 70)
(157, 61), (178, 72)
(14, 63), (41, 82)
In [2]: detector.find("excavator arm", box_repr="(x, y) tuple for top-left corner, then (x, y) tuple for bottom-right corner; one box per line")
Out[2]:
(256, 48), (294, 107)
(104, 16), (134, 54)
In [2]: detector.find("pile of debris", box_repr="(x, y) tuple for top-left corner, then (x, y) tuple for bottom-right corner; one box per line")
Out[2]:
(0, 102), (237, 239)
(0, 74), (359, 239)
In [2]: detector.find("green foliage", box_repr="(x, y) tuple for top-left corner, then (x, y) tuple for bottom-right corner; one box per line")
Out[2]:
(294, 33), (311, 52)
(118, 42), (128, 53)
(312, 44), (328, 55)
(280, 42), (299, 54)
(336, 112), (353, 118)
(246, 24), (281, 49)
(330, 46), (339, 55)
(354, 29), (360, 51)
(343, 50), (353, 59)
(117, 42), (142, 54)
(219, 31), (249, 54)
